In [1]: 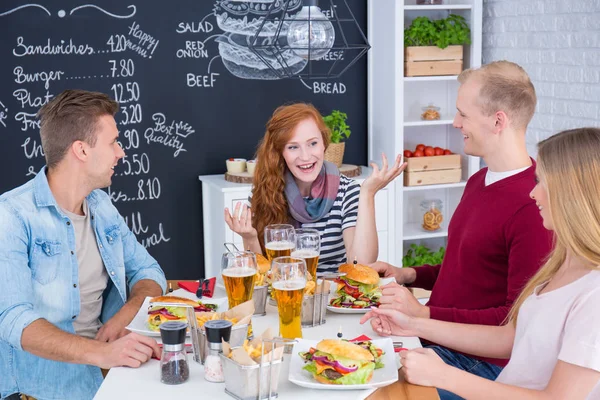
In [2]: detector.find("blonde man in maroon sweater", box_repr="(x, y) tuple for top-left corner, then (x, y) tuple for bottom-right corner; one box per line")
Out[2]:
(371, 61), (553, 399)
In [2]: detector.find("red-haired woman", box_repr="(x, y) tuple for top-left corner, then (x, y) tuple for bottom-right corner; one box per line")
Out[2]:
(224, 103), (404, 272)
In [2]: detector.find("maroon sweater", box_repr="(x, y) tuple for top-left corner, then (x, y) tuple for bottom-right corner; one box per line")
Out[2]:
(412, 163), (553, 366)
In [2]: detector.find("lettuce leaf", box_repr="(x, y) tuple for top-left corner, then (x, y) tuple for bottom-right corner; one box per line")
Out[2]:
(164, 306), (188, 318)
(302, 361), (376, 385)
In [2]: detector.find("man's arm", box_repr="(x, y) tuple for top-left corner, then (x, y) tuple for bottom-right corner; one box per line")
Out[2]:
(96, 279), (162, 342)
(0, 205), (159, 367)
(96, 214), (166, 341)
(23, 319), (160, 369)
(408, 263), (442, 290)
(428, 204), (552, 324)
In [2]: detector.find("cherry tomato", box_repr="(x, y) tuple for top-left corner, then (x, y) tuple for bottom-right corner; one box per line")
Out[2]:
(424, 146), (435, 157)
(443, 149), (452, 155)
(416, 144), (426, 152)
(434, 147), (444, 156)
(413, 149), (425, 157)
(403, 150), (413, 158)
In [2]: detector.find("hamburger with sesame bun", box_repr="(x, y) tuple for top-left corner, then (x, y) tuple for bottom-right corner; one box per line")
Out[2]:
(330, 261), (381, 308)
(299, 339), (376, 385)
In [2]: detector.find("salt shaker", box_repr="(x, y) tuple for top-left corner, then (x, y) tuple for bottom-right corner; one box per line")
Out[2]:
(159, 321), (190, 385)
(203, 319), (233, 383)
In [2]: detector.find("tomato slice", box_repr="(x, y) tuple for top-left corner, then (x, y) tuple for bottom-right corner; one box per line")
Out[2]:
(162, 313), (180, 320)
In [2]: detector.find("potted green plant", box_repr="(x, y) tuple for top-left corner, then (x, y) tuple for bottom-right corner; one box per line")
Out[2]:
(404, 14), (471, 77)
(402, 244), (446, 267)
(323, 110), (351, 168)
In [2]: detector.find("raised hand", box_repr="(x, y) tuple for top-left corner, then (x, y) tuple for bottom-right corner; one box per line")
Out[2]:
(224, 202), (257, 240)
(361, 153), (406, 196)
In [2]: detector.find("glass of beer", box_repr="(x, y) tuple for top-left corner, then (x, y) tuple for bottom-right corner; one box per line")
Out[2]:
(264, 224), (295, 261)
(221, 251), (257, 309)
(271, 257), (307, 339)
(291, 228), (320, 283)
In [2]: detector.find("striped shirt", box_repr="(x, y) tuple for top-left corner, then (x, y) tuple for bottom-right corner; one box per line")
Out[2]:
(250, 175), (361, 273)
(301, 175), (360, 272)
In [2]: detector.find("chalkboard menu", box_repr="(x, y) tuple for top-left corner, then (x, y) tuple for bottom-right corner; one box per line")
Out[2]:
(0, 0), (368, 279)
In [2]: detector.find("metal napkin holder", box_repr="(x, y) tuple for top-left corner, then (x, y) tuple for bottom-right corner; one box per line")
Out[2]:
(301, 271), (346, 328)
(221, 337), (296, 400)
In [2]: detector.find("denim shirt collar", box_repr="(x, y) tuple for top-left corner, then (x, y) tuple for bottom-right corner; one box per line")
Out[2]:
(33, 166), (100, 212)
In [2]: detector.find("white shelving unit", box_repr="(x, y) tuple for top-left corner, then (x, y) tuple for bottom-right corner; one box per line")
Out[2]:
(368, 0), (483, 265)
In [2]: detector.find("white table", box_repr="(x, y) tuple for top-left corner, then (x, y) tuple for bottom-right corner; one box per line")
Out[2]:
(94, 289), (422, 400)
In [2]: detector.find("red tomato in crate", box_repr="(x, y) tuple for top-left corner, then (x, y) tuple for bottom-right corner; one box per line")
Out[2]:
(413, 149), (425, 157)
(403, 150), (413, 158)
(434, 147), (444, 156)
(416, 144), (426, 152)
(444, 149), (453, 155)
(424, 146), (435, 157)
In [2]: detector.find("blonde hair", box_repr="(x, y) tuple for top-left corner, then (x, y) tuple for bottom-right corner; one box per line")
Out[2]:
(458, 61), (536, 130)
(507, 127), (600, 323)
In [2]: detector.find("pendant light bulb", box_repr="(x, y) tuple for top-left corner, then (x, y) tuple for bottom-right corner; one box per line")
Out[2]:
(286, 0), (335, 60)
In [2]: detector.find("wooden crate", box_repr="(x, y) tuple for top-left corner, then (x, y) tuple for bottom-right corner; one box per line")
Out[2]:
(404, 154), (462, 187)
(404, 45), (463, 77)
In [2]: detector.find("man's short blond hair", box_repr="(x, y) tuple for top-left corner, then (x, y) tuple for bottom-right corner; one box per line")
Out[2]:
(458, 61), (536, 130)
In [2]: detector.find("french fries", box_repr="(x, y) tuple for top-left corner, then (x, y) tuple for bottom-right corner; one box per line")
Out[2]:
(196, 312), (238, 327)
(304, 280), (316, 296)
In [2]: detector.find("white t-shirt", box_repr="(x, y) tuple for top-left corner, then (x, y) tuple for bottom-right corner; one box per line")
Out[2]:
(496, 270), (600, 397)
(485, 166), (529, 186)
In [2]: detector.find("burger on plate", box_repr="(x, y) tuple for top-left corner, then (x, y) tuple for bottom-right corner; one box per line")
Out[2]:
(147, 295), (217, 331)
(299, 339), (376, 385)
(330, 262), (381, 308)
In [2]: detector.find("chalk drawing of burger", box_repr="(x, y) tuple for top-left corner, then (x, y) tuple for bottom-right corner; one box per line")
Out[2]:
(213, 0), (307, 79)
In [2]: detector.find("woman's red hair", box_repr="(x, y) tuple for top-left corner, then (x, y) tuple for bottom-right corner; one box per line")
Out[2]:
(252, 103), (330, 251)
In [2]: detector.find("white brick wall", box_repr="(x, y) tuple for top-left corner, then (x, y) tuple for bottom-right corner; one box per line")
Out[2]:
(483, 0), (600, 156)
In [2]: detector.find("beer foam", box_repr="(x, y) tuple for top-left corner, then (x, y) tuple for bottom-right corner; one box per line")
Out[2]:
(291, 249), (319, 258)
(272, 279), (306, 291)
(265, 241), (294, 250)
(222, 267), (256, 277)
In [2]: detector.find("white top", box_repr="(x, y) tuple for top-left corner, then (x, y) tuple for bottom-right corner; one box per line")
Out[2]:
(485, 166), (529, 186)
(62, 199), (108, 338)
(496, 270), (600, 397)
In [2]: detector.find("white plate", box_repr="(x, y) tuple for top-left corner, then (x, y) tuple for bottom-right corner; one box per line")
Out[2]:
(327, 277), (395, 314)
(126, 295), (227, 337)
(288, 338), (398, 390)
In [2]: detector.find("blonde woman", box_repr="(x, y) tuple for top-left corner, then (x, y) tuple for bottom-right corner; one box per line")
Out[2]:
(361, 127), (600, 399)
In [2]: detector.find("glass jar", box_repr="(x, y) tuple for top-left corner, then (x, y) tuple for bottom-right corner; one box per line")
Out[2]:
(204, 319), (233, 383)
(159, 321), (190, 385)
(421, 104), (441, 120)
(420, 199), (443, 232)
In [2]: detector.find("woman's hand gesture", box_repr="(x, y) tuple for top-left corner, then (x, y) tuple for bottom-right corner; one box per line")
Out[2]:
(361, 153), (406, 196)
(224, 202), (258, 240)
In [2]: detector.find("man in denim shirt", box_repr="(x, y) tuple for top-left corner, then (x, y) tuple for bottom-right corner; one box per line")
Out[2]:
(0, 90), (167, 400)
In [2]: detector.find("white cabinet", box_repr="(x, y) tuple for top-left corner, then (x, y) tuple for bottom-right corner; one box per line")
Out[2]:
(199, 168), (397, 279)
(368, 0), (483, 264)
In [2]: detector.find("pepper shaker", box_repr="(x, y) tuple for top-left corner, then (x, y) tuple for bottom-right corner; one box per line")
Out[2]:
(159, 321), (190, 385)
(203, 319), (233, 383)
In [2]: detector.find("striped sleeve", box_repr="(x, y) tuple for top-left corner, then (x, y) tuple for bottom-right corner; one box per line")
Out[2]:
(340, 176), (360, 231)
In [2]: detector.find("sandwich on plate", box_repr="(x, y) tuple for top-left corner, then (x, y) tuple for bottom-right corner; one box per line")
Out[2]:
(330, 262), (382, 308)
(299, 339), (377, 385)
(147, 295), (217, 331)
